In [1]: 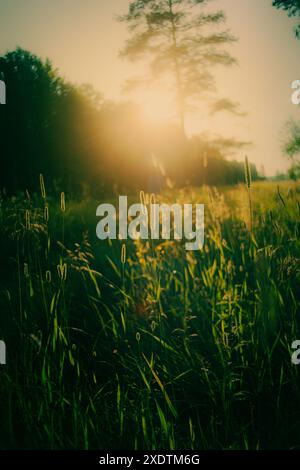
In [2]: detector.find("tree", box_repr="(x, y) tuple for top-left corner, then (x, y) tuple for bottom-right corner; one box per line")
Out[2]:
(283, 119), (300, 157)
(118, 0), (236, 134)
(272, 0), (300, 37)
(272, 1), (300, 177)
(277, 118), (300, 180)
(0, 48), (105, 193)
(0, 48), (61, 191)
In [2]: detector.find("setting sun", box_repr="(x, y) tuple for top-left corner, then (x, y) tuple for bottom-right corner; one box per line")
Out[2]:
(132, 86), (176, 124)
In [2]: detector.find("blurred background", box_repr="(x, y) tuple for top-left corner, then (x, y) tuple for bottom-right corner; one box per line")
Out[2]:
(0, 0), (300, 195)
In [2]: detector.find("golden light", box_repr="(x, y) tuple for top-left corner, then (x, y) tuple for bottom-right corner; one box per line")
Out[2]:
(133, 85), (176, 125)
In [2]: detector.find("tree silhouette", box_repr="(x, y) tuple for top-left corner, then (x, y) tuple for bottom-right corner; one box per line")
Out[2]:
(0, 47), (256, 194)
(0, 48), (105, 193)
(272, 1), (300, 178)
(119, 0), (236, 134)
(0, 48), (62, 191)
(273, 0), (300, 37)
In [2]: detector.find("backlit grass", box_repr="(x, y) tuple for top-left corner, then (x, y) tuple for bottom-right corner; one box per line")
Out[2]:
(0, 180), (299, 449)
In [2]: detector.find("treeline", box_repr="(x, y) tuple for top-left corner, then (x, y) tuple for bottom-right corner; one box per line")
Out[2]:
(0, 48), (258, 195)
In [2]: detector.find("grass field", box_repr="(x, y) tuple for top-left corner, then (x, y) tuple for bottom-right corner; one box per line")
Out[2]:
(0, 179), (300, 449)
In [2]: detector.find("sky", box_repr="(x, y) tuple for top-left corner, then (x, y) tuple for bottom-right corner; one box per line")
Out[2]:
(0, 0), (300, 176)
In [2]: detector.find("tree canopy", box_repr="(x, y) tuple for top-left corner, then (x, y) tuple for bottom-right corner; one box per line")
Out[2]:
(273, 0), (300, 37)
(119, 0), (237, 133)
(0, 47), (256, 194)
(0, 48), (104, 193)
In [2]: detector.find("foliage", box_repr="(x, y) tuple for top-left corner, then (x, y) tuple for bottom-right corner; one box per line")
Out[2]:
(283, 119), (300, 157)
(273, 0), (300, 37)
(0, 48), (104, 194)
(119, 0), (237, 133)
(0, 180), (299, 449)
(0, 48), (255, 195)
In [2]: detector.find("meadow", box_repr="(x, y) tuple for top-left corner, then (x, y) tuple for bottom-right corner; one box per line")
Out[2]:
(0, 178), (299, 450)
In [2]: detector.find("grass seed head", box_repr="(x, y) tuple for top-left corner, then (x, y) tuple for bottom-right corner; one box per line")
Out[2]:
(57, 263), (67, 281)
(39, 174), (46, 199)
(140, 190), (147, 215)
(44, 205), (49, 222)
(60, 192), (66, 213)
(244, 156), (252, 189)
(25, 210), (31, 230)
(121, 243), (126, 264)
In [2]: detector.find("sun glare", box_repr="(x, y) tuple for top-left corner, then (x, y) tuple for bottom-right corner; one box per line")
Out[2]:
(133, 87), (176, 125)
